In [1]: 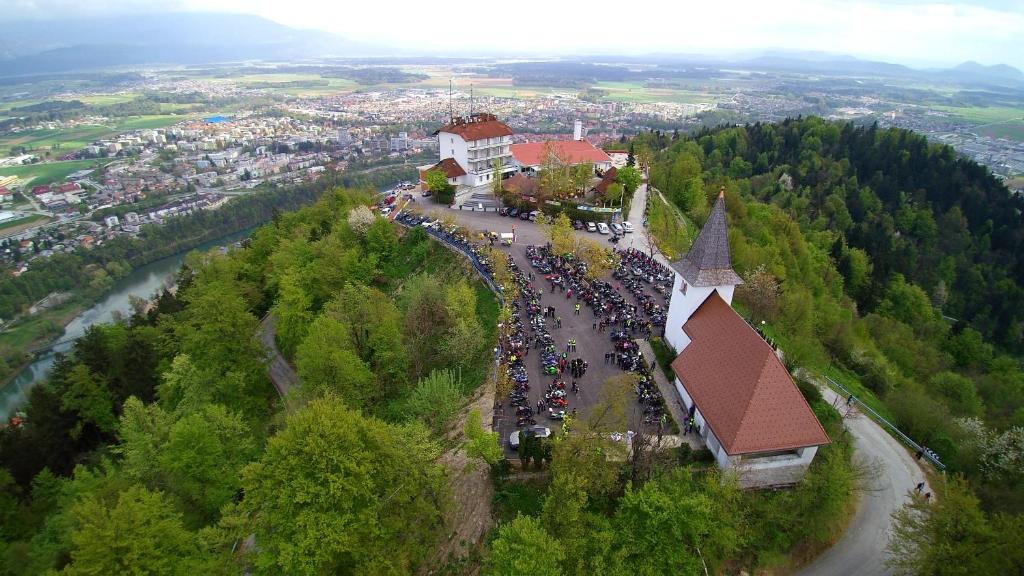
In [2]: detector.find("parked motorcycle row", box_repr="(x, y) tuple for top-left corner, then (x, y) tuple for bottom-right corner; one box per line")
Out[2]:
(613, 248), (674, 327)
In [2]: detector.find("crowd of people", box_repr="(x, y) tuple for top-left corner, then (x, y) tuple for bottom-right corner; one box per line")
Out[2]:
(395, 210), (681, 440)
(505, 244), (672, 430)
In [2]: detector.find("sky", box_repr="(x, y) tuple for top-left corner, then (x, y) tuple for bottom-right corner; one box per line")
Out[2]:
(4, 0), (1024, 69)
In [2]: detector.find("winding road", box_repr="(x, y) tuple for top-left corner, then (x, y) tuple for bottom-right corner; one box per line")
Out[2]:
(627, 182), (929, 575)
(256, 184), (931, 573)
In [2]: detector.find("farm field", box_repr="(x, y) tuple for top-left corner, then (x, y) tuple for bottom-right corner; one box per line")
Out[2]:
(0, 160), (100, 186)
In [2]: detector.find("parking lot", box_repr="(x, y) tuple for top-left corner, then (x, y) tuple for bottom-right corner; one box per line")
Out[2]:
(422, 208), (675, 454)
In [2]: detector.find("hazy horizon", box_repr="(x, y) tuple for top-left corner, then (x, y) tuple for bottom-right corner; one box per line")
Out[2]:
(2, 0), (1023, 70)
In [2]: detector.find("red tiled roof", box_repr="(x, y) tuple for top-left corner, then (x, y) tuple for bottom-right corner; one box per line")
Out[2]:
(511, 140), (612, 168)
(671, 292), (830, 455)
(438, 114), (513, 142)
(593, 167), (618, 195)
(430, 158), (466, 179)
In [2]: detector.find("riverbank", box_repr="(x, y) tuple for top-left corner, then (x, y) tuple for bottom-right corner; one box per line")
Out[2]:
(0, 226), (257, 420)
(0, 297), (88, 387)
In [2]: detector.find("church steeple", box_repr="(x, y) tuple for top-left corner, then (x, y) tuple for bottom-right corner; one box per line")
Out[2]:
(671, 187), (743, 287)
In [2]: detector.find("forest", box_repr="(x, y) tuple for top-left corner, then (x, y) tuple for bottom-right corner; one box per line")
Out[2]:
(0, 187), (504, 574)
(0, 116), (1022, 573)
(635, 117), (1023, 567)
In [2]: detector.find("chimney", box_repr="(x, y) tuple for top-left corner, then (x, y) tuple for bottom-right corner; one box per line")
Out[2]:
(573, 120), (583, 141)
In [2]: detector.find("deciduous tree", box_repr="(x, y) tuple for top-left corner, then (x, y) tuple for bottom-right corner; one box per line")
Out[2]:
(486, 515), (565, 576)
(241, 396), (447, 576)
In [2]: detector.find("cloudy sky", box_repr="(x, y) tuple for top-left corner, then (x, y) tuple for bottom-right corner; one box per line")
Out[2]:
(4, 0), (1024, 68)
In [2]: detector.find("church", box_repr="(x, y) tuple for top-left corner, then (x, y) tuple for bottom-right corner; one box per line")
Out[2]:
(664, 189), (830, 488)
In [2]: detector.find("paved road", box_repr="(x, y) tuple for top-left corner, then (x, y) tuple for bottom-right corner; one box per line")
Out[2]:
(623, 182), (929, 574)
(258, 314), (298, 399)
(797, 385), (929, 576)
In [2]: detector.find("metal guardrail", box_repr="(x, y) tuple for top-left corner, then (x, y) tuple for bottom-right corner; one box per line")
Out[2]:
(823, 375), (946, 471)
(394, 219), (504, 304)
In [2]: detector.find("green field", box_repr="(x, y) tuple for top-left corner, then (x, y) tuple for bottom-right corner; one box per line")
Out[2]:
(118, 114), (189, 130)
(934, 105), (1024, 124)
(975, 121), (1024, 141)
(591, 82), (720, 105)
(0, 114), (191, 156)
(0, 213), (46, 232)
(0, 160), (100, 186)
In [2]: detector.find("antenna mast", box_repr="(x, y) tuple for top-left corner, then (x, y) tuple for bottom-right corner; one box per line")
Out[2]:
(448, 78), (454, 123)
(470, 84), (475, 118)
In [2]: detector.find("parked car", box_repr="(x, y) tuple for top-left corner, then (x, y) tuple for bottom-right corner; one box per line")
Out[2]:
(621, 221), (634, 233)
(572, 220), (584, 230)
(508, 208), (519, 218)
(609, 223), (622, 234)
(586, 222), (597, 232)
(528, 210), (540, 221)
(509, 426), (552, 449)
(597, 222), (610, 234)
(520, 211), (532, 220)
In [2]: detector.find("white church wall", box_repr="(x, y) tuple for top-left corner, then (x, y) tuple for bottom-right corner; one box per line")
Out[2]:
(663, 276), (737, 354)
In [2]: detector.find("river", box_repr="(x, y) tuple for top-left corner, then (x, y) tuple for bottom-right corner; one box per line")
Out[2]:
(0, 228), (253, 420)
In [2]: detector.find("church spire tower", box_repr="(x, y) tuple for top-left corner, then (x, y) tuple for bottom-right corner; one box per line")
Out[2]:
(663, 187), (744, 352)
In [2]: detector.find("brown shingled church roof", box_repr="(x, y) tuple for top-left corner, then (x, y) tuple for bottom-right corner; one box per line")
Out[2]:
(671, 187), (743, 287)
(670, 292), (830, 455)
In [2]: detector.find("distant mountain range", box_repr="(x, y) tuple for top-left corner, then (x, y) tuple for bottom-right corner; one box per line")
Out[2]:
(0, 13), (378, 76)
(0, 13), (1021, 89)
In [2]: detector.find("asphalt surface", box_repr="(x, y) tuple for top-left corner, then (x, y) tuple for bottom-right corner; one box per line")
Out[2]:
(258, 314), (298, 398)
(435, 204), (668, 451)
(443, 186), (931, 574)
(797, 386), (930, 576)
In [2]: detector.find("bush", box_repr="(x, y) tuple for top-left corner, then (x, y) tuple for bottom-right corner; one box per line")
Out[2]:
(676, 443), (693, 465)
(796, 377), (823, 404)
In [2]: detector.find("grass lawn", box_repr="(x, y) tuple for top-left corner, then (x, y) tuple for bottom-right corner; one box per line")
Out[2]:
(0, 214), (47, 232)
(0, 159), (100, 186)
(645, 191), (693, 260)
(822, 364), (895, 422)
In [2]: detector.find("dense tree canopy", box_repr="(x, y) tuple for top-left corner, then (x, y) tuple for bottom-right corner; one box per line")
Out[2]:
(240, 395), (447, 576)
